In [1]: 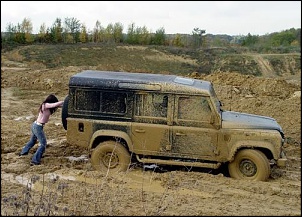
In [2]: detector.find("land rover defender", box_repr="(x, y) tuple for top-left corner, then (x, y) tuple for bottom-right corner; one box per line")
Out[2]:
(62, 70), (287, 181)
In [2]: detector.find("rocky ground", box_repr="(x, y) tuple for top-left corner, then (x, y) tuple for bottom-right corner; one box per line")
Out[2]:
(1, 61), (301, 215)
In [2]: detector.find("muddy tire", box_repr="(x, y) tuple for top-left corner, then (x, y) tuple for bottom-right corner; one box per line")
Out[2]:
(228, 149), (270, 181)
(61, 95), (69, 130)
(91, 140), (131, 174)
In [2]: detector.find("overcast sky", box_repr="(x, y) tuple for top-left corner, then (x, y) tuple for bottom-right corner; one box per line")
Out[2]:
(1, 1), (301, 36)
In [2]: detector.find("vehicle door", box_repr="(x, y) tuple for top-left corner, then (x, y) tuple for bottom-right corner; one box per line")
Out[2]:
(171, 94), (219, 160)
(131, 92), (171, 156)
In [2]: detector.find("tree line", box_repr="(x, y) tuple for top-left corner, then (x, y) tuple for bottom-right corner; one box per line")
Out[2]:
(1, 17), (301, 51)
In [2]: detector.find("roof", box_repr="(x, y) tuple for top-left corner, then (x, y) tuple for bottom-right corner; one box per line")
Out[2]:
(69, 70), (212, 94)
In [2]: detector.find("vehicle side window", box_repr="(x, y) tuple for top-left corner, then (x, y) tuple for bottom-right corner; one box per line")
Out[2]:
(135, 93), (167, 118)
(101, 92), (126, 113)
(178, 96), (211, 122)
(75, 90), (127, 114)
(76, 90), (100, 111)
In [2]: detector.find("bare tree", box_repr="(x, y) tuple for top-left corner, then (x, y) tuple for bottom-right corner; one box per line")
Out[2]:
(192, 28), (206, 48)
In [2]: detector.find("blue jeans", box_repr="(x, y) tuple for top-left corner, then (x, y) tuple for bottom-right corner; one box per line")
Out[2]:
(20, 122), (47, 164)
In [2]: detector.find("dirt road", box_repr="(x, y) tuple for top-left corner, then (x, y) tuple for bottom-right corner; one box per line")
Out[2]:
(1, 64), (301, 216)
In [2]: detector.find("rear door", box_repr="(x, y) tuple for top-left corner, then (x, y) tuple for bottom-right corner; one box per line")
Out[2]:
(131, 92), (171, 156)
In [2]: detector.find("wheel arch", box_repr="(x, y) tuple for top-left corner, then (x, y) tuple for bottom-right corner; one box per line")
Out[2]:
(228, 140), (276, 162)
(89, 130), (133, 151)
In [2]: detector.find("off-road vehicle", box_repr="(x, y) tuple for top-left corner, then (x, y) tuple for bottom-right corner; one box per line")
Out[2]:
(61, 70), (287, 181)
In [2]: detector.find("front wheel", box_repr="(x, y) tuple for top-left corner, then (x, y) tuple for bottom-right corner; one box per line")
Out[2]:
(228, 149), (270, 181)
(91, 140), (131, 174)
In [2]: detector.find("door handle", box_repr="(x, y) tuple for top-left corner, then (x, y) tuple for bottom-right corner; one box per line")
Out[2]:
(175, 132), (186, 136)
(135, 129), (146, 133)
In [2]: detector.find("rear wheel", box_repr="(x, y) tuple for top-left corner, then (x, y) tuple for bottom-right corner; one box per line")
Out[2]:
(91, 140), (131, 174)
(228, 149), (270, 181)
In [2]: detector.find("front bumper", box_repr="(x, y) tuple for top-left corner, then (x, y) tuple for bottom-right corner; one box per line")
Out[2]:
(276, 151), (287, 167)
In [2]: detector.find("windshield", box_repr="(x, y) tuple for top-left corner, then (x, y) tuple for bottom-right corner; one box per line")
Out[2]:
(209, 84), (221, 113)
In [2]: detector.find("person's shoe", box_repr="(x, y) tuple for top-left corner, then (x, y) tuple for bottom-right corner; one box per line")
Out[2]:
(30, 161), (41, 166)
(18, 152), (28, 156)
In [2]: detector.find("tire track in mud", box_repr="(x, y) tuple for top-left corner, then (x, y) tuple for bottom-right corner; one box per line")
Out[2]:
(2, 166), (300, 216)
(1, 87), (14, 109)
(252, 54), (275, 78)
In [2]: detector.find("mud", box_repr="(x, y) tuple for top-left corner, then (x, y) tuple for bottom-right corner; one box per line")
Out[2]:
(1, 64), (301, 216)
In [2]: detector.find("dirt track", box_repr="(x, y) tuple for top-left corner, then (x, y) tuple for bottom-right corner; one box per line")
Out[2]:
(1, 63), (301, 215)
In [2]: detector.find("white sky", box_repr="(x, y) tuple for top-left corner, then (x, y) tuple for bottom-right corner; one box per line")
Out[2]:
(1, 1), (301, 36)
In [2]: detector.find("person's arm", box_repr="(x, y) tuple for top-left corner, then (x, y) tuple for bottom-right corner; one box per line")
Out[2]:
(44, 101), (64, 109)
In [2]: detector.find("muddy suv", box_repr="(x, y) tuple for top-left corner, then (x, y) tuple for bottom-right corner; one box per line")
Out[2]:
(62, 70), (287, 181)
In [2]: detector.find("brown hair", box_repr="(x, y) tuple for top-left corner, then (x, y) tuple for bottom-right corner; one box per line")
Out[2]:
(39, 94), (59, 114)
